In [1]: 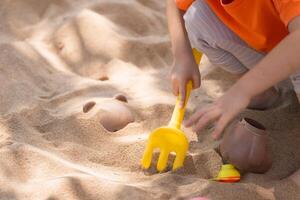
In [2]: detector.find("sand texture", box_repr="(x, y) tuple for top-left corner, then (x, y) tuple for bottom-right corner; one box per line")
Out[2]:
(0, 0), (300, 199)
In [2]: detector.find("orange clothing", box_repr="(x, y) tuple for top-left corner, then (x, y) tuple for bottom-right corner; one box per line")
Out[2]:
(175, 0), (300, 52)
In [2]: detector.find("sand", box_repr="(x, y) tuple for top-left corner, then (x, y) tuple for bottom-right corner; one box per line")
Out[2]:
(0, 0), (300, 199)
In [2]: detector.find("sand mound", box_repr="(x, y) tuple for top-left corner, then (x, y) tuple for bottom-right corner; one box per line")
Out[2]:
(0, 0), (300, 199)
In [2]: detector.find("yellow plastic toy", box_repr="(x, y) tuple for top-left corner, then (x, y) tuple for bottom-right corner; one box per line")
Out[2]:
(192, 48), (203, 65)
(141, 81), (193, 172)
(214, 164), (241, 183)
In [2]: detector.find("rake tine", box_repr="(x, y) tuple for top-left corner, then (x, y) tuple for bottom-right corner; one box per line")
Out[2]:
(172, 151), (186, 171)
(141, 144), (154, 169)
(157, 150), (169, 172)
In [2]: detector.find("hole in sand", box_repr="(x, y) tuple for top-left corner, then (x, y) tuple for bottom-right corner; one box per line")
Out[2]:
(143, 151), (196, 175)
(143, 151), (173, 175)
(83, 101), (96, 113)
(98, 75), (109, 81)
(114, 94), (128, 103)
(99, 101), (134, 132)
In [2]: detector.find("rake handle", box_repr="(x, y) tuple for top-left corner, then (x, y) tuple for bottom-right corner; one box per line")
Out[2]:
(169, 81), (193, 129)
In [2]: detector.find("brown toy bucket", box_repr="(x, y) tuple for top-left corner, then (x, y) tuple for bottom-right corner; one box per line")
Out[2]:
(220, 118), (272, 173)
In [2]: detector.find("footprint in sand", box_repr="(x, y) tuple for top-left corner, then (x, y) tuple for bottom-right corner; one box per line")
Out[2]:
(83, 97), (134, 132)
(113, 94), (128, 103)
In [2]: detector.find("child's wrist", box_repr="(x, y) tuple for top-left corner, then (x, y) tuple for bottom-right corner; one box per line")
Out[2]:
(174, 55), (197, 68)
(228, 82), (254, 102)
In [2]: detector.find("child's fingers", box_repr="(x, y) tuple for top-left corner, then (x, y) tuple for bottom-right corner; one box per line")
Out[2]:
(212, 114), (232, 139)
(179, 81), (187, 108)
(192, 109), (221, 133)
(184, 106), (213, 127)
(192, 74), (201, 89)
(172, 79), (179, 96)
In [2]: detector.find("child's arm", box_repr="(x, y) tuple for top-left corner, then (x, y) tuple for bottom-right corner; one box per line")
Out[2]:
(167, 0), (200, 107)
(185, 16), (300, 139)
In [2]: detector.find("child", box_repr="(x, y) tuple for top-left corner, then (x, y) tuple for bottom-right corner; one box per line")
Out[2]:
(167, 0), (300, 183)
(167, 0), (300, 137)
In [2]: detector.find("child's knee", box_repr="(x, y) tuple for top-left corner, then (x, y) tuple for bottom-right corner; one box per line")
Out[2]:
(183, 0), (206, 26)
(183, 0), (215, 45)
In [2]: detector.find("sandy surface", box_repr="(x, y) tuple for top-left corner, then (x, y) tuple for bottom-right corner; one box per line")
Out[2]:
(0, 0), (300, 199)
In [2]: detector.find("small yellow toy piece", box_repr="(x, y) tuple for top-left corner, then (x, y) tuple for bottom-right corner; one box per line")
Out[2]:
(192, 48), (203, 65)
(214, 164), (241, 183)
(141, 81), (193, 172)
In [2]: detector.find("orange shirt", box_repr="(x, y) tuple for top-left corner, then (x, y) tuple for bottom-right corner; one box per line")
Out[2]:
(175, 0), (300, 52)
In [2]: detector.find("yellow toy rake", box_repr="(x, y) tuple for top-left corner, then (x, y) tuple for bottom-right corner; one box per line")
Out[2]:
(141, 81), (192, 172)
(141, 49), (202, 172)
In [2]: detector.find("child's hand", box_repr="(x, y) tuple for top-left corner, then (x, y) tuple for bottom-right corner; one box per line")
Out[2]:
(171, 58), (201, 107)
(185, 87), (251, 139)
(166, 0), (200, 107)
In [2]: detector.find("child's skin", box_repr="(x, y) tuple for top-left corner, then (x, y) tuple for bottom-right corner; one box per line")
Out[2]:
(167, 0), (300, 139)
(168, 0), (201, 107)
